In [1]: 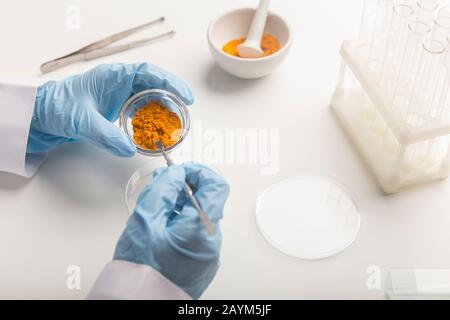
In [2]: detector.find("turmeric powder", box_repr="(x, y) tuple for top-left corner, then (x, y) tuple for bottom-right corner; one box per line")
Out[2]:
(132, 103), (182, 151)
(222, 34), (280, 57)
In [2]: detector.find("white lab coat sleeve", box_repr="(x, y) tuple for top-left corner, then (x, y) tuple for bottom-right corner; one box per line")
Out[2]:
(0, 79), (45, 177)
(87, 260), (192, 300)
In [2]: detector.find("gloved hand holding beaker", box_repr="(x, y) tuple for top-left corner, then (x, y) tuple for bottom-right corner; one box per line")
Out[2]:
(27, 63), (194, 156)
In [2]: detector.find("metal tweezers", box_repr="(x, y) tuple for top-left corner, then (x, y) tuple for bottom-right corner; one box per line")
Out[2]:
(40, 17), (174, 74)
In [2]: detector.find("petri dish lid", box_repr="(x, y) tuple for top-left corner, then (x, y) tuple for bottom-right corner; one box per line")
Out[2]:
(125, 163), (156, 214)
(256, 176), (360, 260)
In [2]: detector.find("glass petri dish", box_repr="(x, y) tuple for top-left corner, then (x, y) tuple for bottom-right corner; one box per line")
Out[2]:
(125, 162), (223, 215)
(119, 89), (191, 157)
(125, 162), (157, 214)
(256, 176), (360, 260)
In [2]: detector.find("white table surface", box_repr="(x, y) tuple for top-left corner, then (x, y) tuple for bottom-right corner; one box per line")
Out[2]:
(1, 0), (450, 300)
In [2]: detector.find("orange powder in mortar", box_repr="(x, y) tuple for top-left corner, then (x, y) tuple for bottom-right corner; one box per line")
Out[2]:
(223, 34), (280, 57)
(132, 103), (182, 151)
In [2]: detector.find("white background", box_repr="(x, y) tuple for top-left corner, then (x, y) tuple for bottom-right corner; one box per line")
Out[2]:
(1, 0), (450, 299)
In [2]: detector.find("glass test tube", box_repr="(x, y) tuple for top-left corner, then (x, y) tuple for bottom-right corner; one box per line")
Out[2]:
(406, 39), (447, 124)
(431, 6), (450, 43)
(358, 0), (380, 51)
(392, 21), (431, 110)
(436, 35), (450, 118)
(430, 7), (450, 118)
(367, 0), (396, 68)
(404, 2), (445, 122)
(359, 0), (395, 64)
(379, 1), (415, 88)
(416, 0), (439, 25)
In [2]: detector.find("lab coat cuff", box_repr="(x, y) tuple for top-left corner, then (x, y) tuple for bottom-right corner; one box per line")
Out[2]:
(87, 260), (192, 300)
(0, 79), (44, 177)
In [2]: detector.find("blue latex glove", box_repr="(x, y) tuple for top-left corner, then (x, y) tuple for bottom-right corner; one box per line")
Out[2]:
(114, 163), (230, 299)
(27, 63), (194, 156)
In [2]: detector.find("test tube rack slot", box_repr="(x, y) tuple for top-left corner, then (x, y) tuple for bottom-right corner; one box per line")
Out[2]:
(331, 0), (450, 193)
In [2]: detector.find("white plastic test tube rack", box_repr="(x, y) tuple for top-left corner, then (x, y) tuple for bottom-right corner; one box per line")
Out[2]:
(332, 0), (450, 193)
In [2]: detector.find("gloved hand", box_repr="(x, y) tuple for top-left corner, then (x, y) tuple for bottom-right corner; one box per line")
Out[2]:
(27, 63), (194, 156)
(114, 163), (230, 299)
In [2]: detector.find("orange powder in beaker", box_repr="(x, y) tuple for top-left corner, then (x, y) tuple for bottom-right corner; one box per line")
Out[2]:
(132, 103), (182, 151)
(222, 34), (280, 57)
